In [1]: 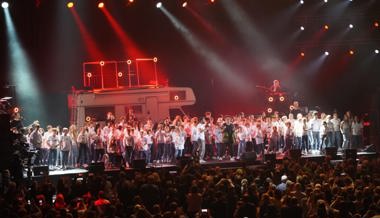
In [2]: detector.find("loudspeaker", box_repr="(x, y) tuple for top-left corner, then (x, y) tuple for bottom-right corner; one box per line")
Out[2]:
(88, 162), (105, 174)
(344, 149), (357, 160)
(241, 152), (257, 163)
(264, 153), (276, 164)
(33, 166), (49, 176)
(325, 147), (338, 159)
(0, 114), (12, 170)
(290, 149), (302, 160)
(132, 159), (146, 169)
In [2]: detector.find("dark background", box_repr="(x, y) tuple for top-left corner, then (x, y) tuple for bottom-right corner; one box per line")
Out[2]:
(0, 0), (379, 126)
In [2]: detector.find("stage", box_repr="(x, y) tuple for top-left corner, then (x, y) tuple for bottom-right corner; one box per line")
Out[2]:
(25, 149), (377, 181)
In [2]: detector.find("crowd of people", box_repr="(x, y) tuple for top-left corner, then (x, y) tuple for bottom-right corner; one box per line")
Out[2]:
(1, 151), (379, 218)
(0, 105), (376, 218)
(22, 107), (365, 170)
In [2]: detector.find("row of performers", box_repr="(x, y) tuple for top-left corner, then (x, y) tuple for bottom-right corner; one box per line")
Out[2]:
(28, 111), (361, 169)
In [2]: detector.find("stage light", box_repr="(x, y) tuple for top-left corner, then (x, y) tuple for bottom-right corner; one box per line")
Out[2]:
(300, 52), (305, 57)
(127, 59), (132, 65)
(375, 49), (379, 54)
(99, 61), (105, 66)
(153, 57), (158, 62)
(349, 50), (354, 55)
(156, 2), (162, 8)
(67, 2), (74, 8)
(289, 105), (294, 110)
(300, 26), (305, 31)
(1, 1), (9, 8)
(118, 72), (123, 77)
(279, 96), (285, 102)
(86, 72), (92, 78)
(182, 1), (187, 7)
(300, 0), (304, 4)
(324, 25), (329, 30)
(98, 2), (104, 8)
(129, 0), (134, 2)
(374, 22), (379, 28)
(267, 108), (273, 113)
(324, 0), (328, 3)
(324, 51), (329, 56)
(349, 24), (354, 29)
(210, 0), (215, 3)
(85, 116), (92, 122)
(13, 107), (20, 113)
(268, 96), (274, 103)
(174, 95), (179, 101)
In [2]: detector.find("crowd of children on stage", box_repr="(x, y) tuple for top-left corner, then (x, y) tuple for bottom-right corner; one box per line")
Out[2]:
(24, 107), (364, 169)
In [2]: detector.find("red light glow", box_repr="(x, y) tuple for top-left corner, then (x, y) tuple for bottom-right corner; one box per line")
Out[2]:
(324, 25), (329, 30)
(300, 52), (305, 57)
(98, 2), (104, 8)
(349, 50), (354, 55)
(70, 8), (103, 60)
(13, 107), (20, 113)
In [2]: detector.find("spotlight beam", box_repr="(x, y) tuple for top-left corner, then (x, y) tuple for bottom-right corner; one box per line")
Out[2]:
(159, 6), (253, 93)
(70, 9), (103, 60)
(3, 8), (45, 121)
(220, 0), (287, 75)
(100, 7), (144, 58)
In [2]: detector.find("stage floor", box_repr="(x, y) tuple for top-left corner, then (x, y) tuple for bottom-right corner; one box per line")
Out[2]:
(25, 150), (377, 179)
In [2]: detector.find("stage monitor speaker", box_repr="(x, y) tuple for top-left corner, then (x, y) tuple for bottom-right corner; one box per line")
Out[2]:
(325, 147), (338, 159)
(363, 144), (376, 152)
(88, 162), (105, 174)
(132, 159), (146, 169)
(264, 153), (276, 164)
(33, 166), (49, 176)
(241, 152), (257, 163)
(290, 149), (302, 160)
(344, 149), (357, 160)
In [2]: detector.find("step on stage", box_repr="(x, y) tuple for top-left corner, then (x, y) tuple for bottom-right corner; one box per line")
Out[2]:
(26, 149), (377, 180)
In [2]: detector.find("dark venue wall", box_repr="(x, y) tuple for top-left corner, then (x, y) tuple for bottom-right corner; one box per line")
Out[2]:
(0, 0), (379, 126)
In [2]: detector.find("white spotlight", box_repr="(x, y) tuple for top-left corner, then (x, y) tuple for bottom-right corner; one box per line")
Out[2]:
(349, 24), (354, 29)
(375, 49), (379, 54)
(300, 0), (304, 4)
(1, 1), (9, 9)
(182, 2), (187, 7)
(300, 26), (305, 31)
(156, 2), (162, 8)
(324, 0), (328, 3)
(324, 51), (329, 56)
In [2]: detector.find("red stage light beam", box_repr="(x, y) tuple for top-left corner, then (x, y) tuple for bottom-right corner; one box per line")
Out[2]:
(100, 7), (144, 58)
(70, 9), (103, 60)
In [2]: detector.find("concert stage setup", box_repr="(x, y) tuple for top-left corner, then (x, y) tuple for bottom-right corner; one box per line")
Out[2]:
(27, 149), (377, 181)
